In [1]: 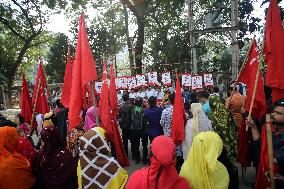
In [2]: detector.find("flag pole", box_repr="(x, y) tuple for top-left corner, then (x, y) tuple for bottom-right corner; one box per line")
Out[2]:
(90, 81), (99, 126)
(30, 78), (42, 134)
(265, 114), (275, 189)
(226, 37), (255, 109)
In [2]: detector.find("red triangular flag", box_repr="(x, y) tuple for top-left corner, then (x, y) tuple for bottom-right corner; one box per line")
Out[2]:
(68, 14), (98, 130)
(109, 64), (118, 118)
(170, 73), (185, 144)
(31, 62), (49, 115)
(99, 62), (129, 167)
(20, 73), (32, 123)
(61, 46), (72, 108)
(264, 0), (284, 103)
(255, 122), (278, 189)
(238, 38), (267, 119)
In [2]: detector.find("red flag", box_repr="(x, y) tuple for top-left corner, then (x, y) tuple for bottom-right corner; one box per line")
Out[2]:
(31, 62), (49, 115)
(99, 62), (129, 167)
(68, 14), (98, 130)
(170, 73), (185, 144)
(238, 39), (267, 119)
(109, 64), (118, 118)
(255, 123), (278, 189)
(20, 73), (32, 123)
(61, 46), (73, 108)
(264, 0), (284, 103)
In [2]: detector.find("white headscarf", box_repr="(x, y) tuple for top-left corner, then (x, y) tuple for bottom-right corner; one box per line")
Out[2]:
(182, 103), (213, 160)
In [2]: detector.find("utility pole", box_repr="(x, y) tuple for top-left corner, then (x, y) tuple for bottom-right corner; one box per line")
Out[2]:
(188, 0), (197, 74)
(231, 0), (239, 80)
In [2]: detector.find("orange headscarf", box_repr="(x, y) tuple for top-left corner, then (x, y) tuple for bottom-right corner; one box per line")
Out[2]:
(0, 126), (35, 189)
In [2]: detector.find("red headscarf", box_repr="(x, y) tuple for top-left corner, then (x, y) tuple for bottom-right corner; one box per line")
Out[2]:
(126, 136), (191, 189)
(0, 127), (35, 189)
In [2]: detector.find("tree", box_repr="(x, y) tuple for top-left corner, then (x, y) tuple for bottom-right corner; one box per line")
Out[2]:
(45, 33), (71, 83)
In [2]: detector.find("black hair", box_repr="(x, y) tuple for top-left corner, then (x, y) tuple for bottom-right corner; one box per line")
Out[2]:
(18, 114), (25, 124)
(122, 94), (129, 102)
(275, 98), (284, 108)
(56, 98), (63, 107)
(168, 94), (175, 104)
(135, 97), (143, 107)
(148, 96), (157, 107)
(213, 86), (219, 93)
(197, 91), (210, 99)
(190, 92), (199, 104)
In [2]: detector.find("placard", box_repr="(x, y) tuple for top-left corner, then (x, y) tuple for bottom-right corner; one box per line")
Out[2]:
(127, 76), (137, 89)
(147, 72), (158, 86)
(203, 73), (214, 86)
(95, 82), (102, 93)
(161, 72), (171, 86)
(136, 74), (146, 87)
(191, 75), (203, 90)
(182, 74), (191, 87)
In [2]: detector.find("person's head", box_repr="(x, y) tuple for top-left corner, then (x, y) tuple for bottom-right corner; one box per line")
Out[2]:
(80, 127), (110, 155)
(213, 86), (219, 93)
(190, 92), (199, 104)
(208, 95), (223, 112)
(229, 85), (237, 93)
(18, 114), (25, 124)
(135, 97), (143, 107)
(41, 125), (65, 151)
(56, 98), (63, 108)
(197, 91), (210, 104)
(168, 94), (175, 105)
(150, 136), (175, 166)
(0, 126), (19, 154)
(122, 94), (129, 103)
(271, 98), (284, 126)
(148, 96), (157, 108)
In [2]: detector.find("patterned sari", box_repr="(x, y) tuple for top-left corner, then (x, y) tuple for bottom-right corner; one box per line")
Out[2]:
(208, 95), (238, 166)
(78, 127), (128, 189)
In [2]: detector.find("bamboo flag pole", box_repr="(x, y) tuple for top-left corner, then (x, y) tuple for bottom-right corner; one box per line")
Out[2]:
(226, 37), (255, 109)
(90, 81), (99, 126)
(266, 114), (275, 189)
(30, 78), (42, 133)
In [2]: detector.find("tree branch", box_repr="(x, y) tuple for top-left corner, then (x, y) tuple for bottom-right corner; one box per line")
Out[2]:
(120, 0), (139, 17)
(0, 16), (26, 40)
(28, 39), (51, 48)
(11, 0), (35, 33)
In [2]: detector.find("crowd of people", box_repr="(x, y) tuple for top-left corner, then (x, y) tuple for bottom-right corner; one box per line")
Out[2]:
(0, 83), (284, 189)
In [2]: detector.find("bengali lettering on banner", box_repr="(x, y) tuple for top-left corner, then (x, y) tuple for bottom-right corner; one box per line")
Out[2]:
(147, 72), (158, 86)
(127, 76), (137, 89)
(191, 75), (203, 90)
(95, 82), (102, 93)
(136, 74), (147, 87)
(203, 73), (214, 87)
(161, 72), (172, 86)
(182, 73), (192, 87)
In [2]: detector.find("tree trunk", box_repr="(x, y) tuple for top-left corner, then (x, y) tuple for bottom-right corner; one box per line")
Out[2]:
(135, 17), (144, 75)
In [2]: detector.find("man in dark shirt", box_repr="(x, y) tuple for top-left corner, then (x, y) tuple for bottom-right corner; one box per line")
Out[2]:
(144, 96), (163, 143)
(247, 98), (284, 187)
(118, 94), (133, 156)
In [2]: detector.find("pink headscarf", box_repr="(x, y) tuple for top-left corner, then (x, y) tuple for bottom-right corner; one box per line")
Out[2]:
(84, 107), (99, 131)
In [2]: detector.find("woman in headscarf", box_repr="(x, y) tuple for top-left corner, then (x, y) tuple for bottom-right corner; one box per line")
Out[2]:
(208, 95), (238, 189)
(84, 106), (99, 130)
(126, 136), (190, 189)
(78, 127), (128, 189)
(33, 125), (78, 189)
(180, 131), (229, 189)
(182, 103), (212, 160)
(0, 126), (35, 189)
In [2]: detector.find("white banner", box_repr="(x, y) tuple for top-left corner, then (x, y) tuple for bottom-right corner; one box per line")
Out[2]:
(95, 82), (102, 93)
(161, 72), (171, 86)
(203, 73), (214, 86)
(182, 74), (192, 86)
(136, 74), (146, 87)
(147, 72), (158, 85)
(127, 76), (137, 89)
(191, 75), (203, 90)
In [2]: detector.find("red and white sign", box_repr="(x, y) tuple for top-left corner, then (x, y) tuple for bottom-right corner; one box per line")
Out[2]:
(203, 73), (214, 86)
(191, 75), (203, 90)
(95, 82), (102, 93)
(127, 76), (137, 89)
(136, 74), (147, 87)
(182, 73), (191, 87)
(147, 72), (158, 86)
(161, 72), (171, 86)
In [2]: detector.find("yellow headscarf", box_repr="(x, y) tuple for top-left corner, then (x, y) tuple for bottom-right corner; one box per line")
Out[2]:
(180, 131), (229, 189)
